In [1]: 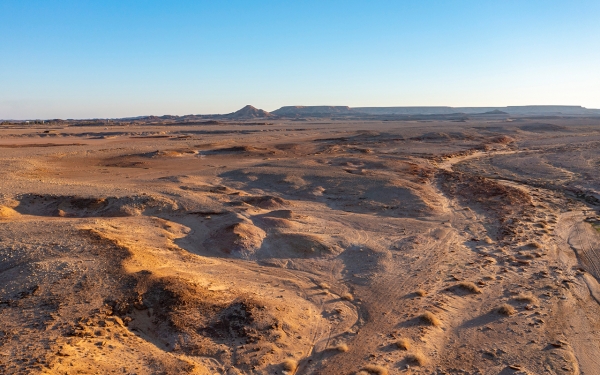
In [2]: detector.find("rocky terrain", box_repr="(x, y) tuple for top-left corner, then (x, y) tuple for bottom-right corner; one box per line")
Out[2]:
(1, 115), (600, 374)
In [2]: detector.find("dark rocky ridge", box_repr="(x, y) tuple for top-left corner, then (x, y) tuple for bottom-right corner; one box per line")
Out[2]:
(224, 105), (272, 119)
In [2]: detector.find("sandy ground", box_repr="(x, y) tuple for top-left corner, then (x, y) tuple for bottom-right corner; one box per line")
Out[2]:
(1, 118), (600, 375)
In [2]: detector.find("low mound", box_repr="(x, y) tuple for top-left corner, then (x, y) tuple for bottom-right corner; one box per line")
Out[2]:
(206, 222), (266, 257)
(263, 210), (296, 219)
(14, 194), (176, 218)
(108, 269), (314, 373)
(518, 123), (566, 132)
(216, 146), (262, 153)
(261, 233), (335, 258)
(255, 217), (299, 229)
(274, 143), (300, 151)
(243, 196), (290, 209)
(205, 145), (270, 155)
(154, 149), (197, 157)
(489, 135), (515, 144)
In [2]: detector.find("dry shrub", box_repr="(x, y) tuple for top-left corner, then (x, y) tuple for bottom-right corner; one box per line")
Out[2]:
(527, 242), (542, 249)
(0, 206), (18, 219)
(318, 282), (330, 289)
(515, 292), (538, 304)
(419, 312), (441, 326)
(395, 338), (410, 350)
(334, 343), (349, 352)
(518, 252), (535, 260)
(361, 364), (389, 375)
(282, 359), (298, 371)
(415, 289), (427, 297)
(498, 303), (516, 316)
(341, 292), (354, 301)
(406, 352), (427, 366)
(457, 281), (481, 294)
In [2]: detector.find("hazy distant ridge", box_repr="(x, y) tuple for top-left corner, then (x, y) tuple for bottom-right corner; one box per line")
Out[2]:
(353, 105), (600, 116)
(272, 106), (354, 116)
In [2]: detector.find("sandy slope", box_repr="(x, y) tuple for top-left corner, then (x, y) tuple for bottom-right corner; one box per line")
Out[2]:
(0, 118), (600, 374)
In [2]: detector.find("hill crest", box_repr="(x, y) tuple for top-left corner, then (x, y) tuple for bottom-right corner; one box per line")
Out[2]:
(225, 105), (272, 119)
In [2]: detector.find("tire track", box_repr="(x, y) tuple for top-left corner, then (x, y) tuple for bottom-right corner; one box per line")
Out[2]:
(314, 229), (456, 374)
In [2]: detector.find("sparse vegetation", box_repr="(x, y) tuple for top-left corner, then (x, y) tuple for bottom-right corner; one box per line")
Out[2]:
(341, 292), (354, 301)
(282, 358), (298, 371)
(406, 352), (427, 366)
(518, 251), (535, 259)
(334, 343), (349, 352)
(360, 364), (389, 375)
(318, 282), (330, 289)
(457, 281), (482, 294)
(498, 303), (516, 315)
(415, 289), (427, 297)
(527, 242), (543, 249)
(419, 312), (441, 326)
(394, 338), (410, 350)
(515, 292), (538, 304)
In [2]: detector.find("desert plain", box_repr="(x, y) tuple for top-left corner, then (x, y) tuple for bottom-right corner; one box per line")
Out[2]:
(1, 112), (600, 375)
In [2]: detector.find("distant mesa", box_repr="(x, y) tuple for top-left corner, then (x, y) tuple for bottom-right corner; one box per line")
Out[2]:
(481, 110), (508, 115)
(5, 104), (599, 124)
(351, 105), (599, 116)
(271, 106), (355, 117)
(224, 104), (599, 120)
(225, 105), (273, 119)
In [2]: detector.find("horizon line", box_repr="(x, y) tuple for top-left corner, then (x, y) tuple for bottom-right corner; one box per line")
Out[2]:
(2, 104), (600, 121)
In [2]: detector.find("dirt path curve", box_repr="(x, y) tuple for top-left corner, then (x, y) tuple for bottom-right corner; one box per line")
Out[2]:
(313, 225), (460, 374)
(552, 211), (600, 375)
(494, 178), (600, 375)
(440, 147), (600, 375)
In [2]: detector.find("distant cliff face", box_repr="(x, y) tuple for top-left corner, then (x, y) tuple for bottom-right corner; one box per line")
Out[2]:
(353, 105), (599, 116)
(271, 106), (355, 117)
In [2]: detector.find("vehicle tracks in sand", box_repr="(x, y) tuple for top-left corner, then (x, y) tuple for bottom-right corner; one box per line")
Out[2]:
(233, 260), (336, 374)
(313, 229), (459, 374)
(495, 174), (600, 375)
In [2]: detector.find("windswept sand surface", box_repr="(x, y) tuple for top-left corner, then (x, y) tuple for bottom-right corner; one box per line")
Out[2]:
(1, 118), (600, 374)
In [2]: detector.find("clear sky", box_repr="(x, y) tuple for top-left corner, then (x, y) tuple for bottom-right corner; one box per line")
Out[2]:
(1, 1), (599, 119)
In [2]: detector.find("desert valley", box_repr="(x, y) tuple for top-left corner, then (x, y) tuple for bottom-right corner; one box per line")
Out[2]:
(1, 105), (600, 375)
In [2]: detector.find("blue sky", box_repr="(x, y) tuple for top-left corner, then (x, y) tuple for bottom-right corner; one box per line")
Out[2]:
(1, 1), (599, 119)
